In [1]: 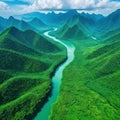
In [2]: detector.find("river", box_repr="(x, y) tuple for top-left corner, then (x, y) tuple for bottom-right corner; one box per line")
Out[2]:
(34, 29), (75, 120)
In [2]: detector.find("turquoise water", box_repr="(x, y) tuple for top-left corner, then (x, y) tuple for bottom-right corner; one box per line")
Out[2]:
(34, 30), (75, 120)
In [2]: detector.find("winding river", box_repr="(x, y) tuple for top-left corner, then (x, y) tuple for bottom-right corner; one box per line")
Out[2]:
(34, 29), (75, 120)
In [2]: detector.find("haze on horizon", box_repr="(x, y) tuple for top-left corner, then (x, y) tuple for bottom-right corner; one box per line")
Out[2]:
(0, 0), (120, 17)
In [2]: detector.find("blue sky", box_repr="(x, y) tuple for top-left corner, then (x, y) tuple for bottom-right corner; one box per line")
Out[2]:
(1, 0), (30, 5)
(0, 0), (120, 17)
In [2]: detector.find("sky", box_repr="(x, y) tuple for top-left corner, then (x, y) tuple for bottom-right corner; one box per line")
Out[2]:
(0, 0), (120, 17)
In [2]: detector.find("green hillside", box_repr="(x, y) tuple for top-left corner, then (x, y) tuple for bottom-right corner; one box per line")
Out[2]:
(52, 14), (99, 41)
(0, 49), (48, 73)
(0, 27), (61, 53)
(8, 16), (33, 31)
(0, 17), (9, 33)
(29, 18), (50, 32)
(0, 27), (66, 120)
(49, 24), (120, 119)
(0, 9), (120, 120)
(53, 23), (87, 41)
(96, 9), (120, 35)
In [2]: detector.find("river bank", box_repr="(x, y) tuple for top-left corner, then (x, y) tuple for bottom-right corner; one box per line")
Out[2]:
(34, 30), (75, 120)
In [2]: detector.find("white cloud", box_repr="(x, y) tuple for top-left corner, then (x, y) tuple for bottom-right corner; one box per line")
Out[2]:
(0, 1), (10, 10)
(65, 0), (95, 9)
(18, 0), (63, 14)
(23, 0), (63, 10)
(96, 0), (109, 8)
(0, 0), (120, 17)
(67, 0), (120, 15)
(54, 11), (66, 14)
(0, 1), (12, 17)
(65, 0), (120, 10)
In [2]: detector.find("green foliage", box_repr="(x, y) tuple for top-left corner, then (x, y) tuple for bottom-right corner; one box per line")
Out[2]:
(49, 29), (120, 120)
(0, 77), (45, 105)
(0, 80), (51, 120)
(97, 53), (120, 76)
(0, 27), (66, 119)
(0, 49), (48, 72)
(87, 41), (120, 59)
(0, 70), (12, 84)
(54, 23), (87, 41)
(0, 27), (61, 54)
(1, 9), (120, 119)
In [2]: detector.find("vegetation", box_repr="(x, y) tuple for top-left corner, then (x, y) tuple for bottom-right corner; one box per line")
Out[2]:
(49, 26), (120, 120)
(0, 9), (120, 120)
(0, 27), (66, 120)
(29, 18), (50, 32)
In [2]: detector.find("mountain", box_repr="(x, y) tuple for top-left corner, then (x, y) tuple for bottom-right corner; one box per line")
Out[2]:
(49, 11), (120, 119)
(14, 9), (120, 34)
(54, 14), (94, 40)
(0, 16), (34, 33)
(8, 16), (34, 31)
(0, 27), (66, 120)
(80, 12), (104, 22)
(15, 12), (64, 27)
(56, 24), (87, 40)
(64, 10), (103, 24)
(101, 28), (120, 40)
(0, 27), (62, 54)
(19, 12), (44, 21)
(14, 10), (104, 29)
(96, 9), (120, 35)
(0, 27), (63, 72)
(14, 10), (80, 27)
(0, 16), (50, 33)
(29, 18), (49, 32)
(53, 9), (120, 40)
(0, 17), (9, 32)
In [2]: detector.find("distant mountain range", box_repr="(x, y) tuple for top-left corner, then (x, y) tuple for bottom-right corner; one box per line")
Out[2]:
(29, 18), (49, 32)
(95, 9), (120, 35)
(51, 9), (120, 40)
(0, 16), (49, 33)
(1, 9), (120, 37)
(14, 10), (104, 27)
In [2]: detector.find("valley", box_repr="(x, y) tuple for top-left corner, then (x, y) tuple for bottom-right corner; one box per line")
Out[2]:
(0, 27), (66, 120)
(49, 35), (120, 120)
(34, 29), (75, 120)
(0, 8), (120, 120)
(48, 10), (120, 119)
